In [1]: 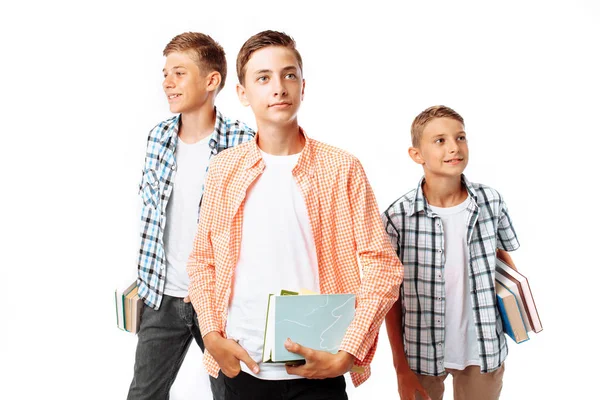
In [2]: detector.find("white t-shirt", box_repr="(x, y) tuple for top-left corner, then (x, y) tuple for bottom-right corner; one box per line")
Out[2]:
(163, 135), (212, 297)
(430, 198), (480, 370)
(226, 150), (319, 380)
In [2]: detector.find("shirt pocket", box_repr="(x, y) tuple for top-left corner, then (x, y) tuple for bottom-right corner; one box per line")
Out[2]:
(140, 169), (159, 209)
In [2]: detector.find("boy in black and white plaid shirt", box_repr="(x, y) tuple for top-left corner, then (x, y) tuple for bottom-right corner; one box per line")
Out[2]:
(381, 106), (520, 400)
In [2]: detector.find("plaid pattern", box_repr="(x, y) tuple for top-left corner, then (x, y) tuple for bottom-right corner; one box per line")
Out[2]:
(137, 108), (254, 310)
(381, 175), (520, 376)
(187, 129), (403, 386)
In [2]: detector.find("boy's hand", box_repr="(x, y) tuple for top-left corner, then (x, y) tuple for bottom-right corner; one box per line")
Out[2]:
(284, 338), (354, 379)
(396, 369), (431, 400)
(204, 332), (260, 378)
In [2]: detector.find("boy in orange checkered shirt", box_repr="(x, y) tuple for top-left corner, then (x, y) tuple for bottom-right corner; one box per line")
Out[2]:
(186, 30), (403, 400)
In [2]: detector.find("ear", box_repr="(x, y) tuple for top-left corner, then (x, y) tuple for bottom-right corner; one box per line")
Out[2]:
(205, 71), (221, 93)
(236, 83), (250, 107)
(408, 147), (425, 165)
(301, 79), (306, 101)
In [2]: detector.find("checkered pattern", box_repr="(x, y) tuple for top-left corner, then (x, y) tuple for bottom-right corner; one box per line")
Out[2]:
(137, 108), (254, 310)
(381, 175), (520, 376)
(187, 129), (403, 387)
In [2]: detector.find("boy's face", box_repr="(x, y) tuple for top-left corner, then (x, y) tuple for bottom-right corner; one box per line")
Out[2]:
(162, 51), (211, 114)
(237, 46), (305, 127)
(409, 117), (469, 178)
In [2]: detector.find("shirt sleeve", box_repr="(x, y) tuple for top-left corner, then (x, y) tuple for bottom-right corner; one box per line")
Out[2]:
(497, 196), (520, 252)
(338, 159), (404, 364)
(381, 209), (401, 258)
(187, 159), (221, 337)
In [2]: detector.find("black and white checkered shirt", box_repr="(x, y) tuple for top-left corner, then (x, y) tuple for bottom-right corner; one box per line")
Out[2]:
(382, 175), (520, 375)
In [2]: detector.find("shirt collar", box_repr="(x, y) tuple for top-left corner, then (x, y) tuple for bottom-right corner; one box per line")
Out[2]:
(244, 127), (313, 174)
(159, 107), (225, 148)
(408, 174), (478, 217)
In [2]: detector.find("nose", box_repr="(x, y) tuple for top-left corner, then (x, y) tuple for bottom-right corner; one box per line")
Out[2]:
(272, 76), (287, 97)
(448, 139), (459, 153)
(163, 74), (174, 90)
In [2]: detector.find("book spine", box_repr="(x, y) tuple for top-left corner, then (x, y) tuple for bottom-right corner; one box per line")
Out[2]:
(496, 294), (516, 342)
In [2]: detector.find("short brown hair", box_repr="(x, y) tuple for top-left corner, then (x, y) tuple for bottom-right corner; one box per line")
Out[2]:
(236, 30), (303, 85)
(163, 32), (227, 92)
(411, 105), (465, 147)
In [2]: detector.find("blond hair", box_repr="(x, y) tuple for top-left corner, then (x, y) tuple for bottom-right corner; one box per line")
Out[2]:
(411, 106), (465, 147)
(163, 32), (227, 92)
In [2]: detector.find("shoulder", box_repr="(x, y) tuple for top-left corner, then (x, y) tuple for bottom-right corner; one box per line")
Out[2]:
(383, 189), (416, 218)
(308, 138), (361, 170)
(209, 140), (254, 168)
(469, 182), (504, 204)
(148, 115), (178, 140)
(223, 118), (256, 136)
(216, 110), (255, 138)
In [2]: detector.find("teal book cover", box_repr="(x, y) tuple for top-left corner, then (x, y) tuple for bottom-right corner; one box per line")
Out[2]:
(264, 293), (356, 362)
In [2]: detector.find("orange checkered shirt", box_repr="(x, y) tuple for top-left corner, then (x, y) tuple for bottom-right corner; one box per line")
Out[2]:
(187, 129), (403, 386)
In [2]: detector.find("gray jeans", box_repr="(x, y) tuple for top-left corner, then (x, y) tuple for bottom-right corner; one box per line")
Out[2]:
(127, 295), (224, 399)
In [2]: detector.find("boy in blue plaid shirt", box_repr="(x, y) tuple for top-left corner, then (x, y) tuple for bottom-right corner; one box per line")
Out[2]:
(381, 106), (520, 400)
(127, 32), (254, 400)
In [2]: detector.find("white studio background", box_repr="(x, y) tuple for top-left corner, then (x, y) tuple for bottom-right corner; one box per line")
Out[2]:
(1, 0), (598, 398)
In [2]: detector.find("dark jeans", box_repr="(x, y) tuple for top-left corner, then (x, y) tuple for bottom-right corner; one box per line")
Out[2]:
(223, 371), (348, 400)
(127, 295), (224, 400)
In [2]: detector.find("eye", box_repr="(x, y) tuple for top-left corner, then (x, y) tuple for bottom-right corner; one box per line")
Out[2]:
(285, 73), (297, 79)
(435, 138), (445, 144)
(458, 135), (467, 141)
(176, 72), (184, 76)
(257, 75), (268, 83)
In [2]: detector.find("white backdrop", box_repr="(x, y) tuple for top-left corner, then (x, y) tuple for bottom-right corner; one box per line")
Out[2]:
(1, 0), (598, 399)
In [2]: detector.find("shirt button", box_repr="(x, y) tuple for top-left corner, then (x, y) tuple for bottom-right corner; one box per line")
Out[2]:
(437, 297), (442, 301)
(438, 249), (443, 253)
(171, 165), (176, 170)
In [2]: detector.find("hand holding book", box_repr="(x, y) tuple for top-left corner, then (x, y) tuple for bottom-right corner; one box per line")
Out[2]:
(283, 338), (355, 379)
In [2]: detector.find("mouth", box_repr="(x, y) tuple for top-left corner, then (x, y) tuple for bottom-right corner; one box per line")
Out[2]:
(167, 94), (181, 101)
(269, 102), (292, 108)
(444, 158), (464, 165)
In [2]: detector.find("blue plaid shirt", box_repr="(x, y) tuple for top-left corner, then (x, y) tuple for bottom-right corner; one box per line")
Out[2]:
(137, 108), (255, 309)
(381, 175), (520, 375)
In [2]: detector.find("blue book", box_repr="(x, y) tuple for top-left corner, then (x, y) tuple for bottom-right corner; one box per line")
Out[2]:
(495, 281), (529, 343)
(262, 292), (356, 363)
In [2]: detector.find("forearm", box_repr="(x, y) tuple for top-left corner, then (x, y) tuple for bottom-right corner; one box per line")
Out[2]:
(187, 231), (219, 335)
(385, 297), (412, 374)
(339, 249), (402, 361)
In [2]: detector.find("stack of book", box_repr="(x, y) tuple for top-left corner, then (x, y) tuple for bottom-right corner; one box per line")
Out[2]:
(495, 259), (543, 343)
(262, 289), (364, 373)
(115, 280), (143, 334)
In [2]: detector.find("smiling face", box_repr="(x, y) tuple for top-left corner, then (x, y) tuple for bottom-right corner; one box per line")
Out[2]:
(236, 46), (305, 128)
(409, 117), (469, 179)
(162, 51), (213, 114)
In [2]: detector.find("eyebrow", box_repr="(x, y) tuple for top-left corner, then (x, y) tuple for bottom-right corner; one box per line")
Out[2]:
(162, 65), (187, 73)
(253, 65), (298, 75)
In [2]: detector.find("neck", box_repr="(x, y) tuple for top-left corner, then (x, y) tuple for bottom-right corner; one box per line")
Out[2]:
(255, 119), (304, 155)
(179, 104), (216, 144)
(422, 174), (468, 207)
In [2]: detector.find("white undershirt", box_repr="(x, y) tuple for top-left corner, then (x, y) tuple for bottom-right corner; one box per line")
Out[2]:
(226, 150), (319, 380)
(163, 135), (212, 297)
(430, 198), (480, 370)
